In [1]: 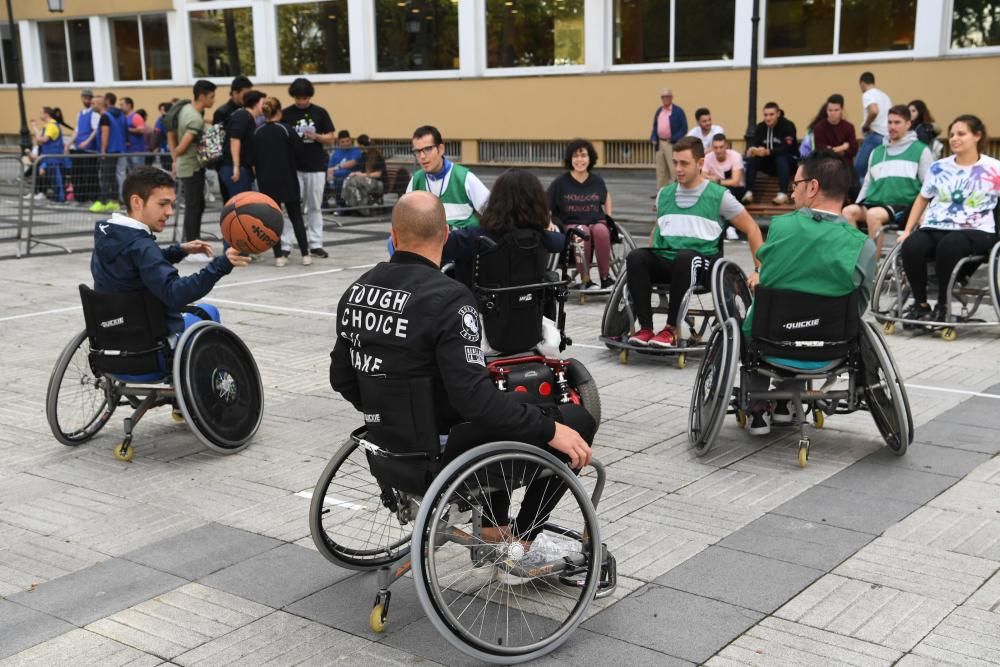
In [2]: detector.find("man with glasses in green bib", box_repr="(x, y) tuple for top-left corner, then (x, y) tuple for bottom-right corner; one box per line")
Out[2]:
(406, 125), (490, 229)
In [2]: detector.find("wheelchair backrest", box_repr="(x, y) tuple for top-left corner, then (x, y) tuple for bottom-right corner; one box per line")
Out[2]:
(750, 285), (860, 361)
(78, 285), (169, 376)
(473, 229), (552, 355)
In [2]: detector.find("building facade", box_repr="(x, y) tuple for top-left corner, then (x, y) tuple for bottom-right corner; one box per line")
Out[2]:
(2, 0), (998, 164)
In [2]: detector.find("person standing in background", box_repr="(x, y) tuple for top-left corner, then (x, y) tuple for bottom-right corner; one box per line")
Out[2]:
(855, 71), (892, 181)
(283, 77), (336, 259)
(120, 97), (146, 170)
(650, 88), (688, 190)
(212, 76), (253, 201)
(170, 80), (217, 257)
(70, 89), (100, 205)
(221, 90), (266, 197)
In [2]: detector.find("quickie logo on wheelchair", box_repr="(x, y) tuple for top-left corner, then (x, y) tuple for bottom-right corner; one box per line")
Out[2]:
(488, 355), (579, 405)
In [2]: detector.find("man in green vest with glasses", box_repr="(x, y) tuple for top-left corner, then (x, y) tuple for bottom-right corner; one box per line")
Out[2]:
(627, 136), (764, 348)
(741, 149), (877, 435)
(843, 104), (933, 253)
(407, 125), (490, 229)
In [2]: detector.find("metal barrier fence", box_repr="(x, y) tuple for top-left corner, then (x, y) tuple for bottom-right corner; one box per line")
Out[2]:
(0, 154), (28, 258)
(478, 140), (568, 165)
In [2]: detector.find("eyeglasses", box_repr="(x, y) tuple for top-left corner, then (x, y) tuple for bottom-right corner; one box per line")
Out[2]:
(411, 145), (439, 158)
(791, 178), (817, 188)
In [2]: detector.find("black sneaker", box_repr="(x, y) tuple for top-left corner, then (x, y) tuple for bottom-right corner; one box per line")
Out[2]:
(747, 411), (771, 436)
(600, 276), (615, 289)
(902, 303), (931, 322)
(930, 303), (948, 322)
(310, 248), (329, 258)
(772, 401), (793, 424)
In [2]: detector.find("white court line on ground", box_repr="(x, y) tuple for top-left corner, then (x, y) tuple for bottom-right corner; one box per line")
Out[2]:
(210, 298), (336, 317)
(0, 306), (80, 323)
(907, 383), (1000, 400)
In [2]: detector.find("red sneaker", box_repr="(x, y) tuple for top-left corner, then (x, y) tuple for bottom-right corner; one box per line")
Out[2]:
(628, 328), (655, 346)
(649, 326), (676, 348)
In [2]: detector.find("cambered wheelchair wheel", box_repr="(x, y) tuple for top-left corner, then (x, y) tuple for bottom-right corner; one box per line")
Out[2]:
(860, 321), (912, 454)
(990, 242), (1000, 322)
(310, 436), (413, 570)
(173, 321), (262, 454)
(608, 225), (637, 280)
(711, 260), (753, 330)
(871, 245), (910, 324)
(688, 318), (740, 456)
(411, 442), (601, 665)
(600, 272), (633, 349)
(46, 329), (116, 446)
(566, 358), (602, 426)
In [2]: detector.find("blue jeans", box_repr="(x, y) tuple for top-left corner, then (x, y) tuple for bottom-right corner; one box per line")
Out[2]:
(855, 132), (883, 181)
(37, 158), (65, 202)
(220, 164), (254, 196)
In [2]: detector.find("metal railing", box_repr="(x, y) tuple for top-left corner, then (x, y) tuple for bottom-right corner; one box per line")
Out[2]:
(0, 154), (28, 258)
(478, 140), (568, 166)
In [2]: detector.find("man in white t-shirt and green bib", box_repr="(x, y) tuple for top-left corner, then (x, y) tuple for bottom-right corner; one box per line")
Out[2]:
(406, 125), (489, 229)
(626, 137), (764, 348)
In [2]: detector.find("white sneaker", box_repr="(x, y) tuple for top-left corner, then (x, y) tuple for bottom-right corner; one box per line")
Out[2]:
(772, 401), (794, 424)
(741, 191), (754, 205)
(302, 254), (312, 266)
(275, 255), (288, 267)
(495, 533), (582, 586)
(182, 253), (212, 263)
(747, 411), (771, 436)
(33, 192), (47, 201)
(726, 226), (739, 240)
(773, 193), (790, 205)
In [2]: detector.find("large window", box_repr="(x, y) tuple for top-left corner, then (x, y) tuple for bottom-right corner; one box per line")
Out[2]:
(189, 7), (255, 77)
(952, 0), (1000, 48)
(375, 0), (459, 72)
(110, 15), (172, 81)
(38, 19), (94, 82)
(613, 0), (735, 65)
(0, 24), (21, 85)
(486, 0), (584, 68)
(277, 1), (350, 75)
(765, 0), (915, 58)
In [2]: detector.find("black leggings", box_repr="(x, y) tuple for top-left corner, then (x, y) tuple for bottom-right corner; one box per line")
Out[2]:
(901, 228), (997, 304)
(273, 199), (310, 257)
(443, 403), (596, 540)
(626, 248), (716, 329)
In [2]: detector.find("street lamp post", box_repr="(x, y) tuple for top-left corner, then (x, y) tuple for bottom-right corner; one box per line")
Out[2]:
(5, 0), (31, 153)
(743, 0), (761, 151)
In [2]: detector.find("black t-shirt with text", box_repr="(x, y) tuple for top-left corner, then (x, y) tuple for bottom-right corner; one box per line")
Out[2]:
(547, 172), (608, 226)
(282, 103), (335, 172)
(222, 108), (256, 167)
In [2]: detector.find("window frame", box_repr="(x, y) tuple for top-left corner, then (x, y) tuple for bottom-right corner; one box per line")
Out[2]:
(479, 0), (588, 77)
(271, 0), (354, 83)
(945, 0), (1000, 55)
(184, 0), (261, 85)
(105, 13), (173, 84)
(760, 0), (918, 65)
(606, 0), (740, 72)
(369, 0), (464, 79)
(34, 17), (96, 84)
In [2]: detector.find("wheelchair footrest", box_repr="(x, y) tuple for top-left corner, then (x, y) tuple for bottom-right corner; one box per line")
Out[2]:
(556, 543), (617, 599)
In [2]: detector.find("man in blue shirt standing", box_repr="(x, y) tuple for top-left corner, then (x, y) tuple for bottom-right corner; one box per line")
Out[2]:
(650, 87), (688, 190)
(327, 130), (362, 208)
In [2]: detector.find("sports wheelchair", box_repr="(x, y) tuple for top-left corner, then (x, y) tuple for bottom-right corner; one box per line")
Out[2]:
(45, 286), (263, 462)
(562, 216), (637, 304)
(600, 240), (747, 369)
(309, 378), (616, 664)
(871, 241), (1000, 341)
(689, 261), (912, 468)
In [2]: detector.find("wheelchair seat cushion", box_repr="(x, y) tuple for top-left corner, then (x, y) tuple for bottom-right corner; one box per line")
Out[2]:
(764, 356), (845, 373)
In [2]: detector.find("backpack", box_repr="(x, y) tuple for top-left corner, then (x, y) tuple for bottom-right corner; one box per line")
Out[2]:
(197, 123), (225, 167)
(163, 99), (191, 134)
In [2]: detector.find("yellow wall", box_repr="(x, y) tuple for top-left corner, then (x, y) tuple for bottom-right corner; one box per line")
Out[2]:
(0, 0), (172, 20)
(4, 55), (998, 158)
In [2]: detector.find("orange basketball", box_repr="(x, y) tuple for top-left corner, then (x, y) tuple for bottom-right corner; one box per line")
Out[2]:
(220, 191), (284, 254)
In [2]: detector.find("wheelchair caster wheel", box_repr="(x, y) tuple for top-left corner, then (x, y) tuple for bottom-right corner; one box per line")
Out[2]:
(813, 410), (824, 429)
(797, 439), (810, 468)
(170, 408), (185, 423)
(882, 321), (896, 335)
(579, 293), (586, 305)
(618, 349), (629, 364)
(676, 353), (686, 369)
(736, 409), (747, 429)
(369, 603), (387, 633)
(940, 327), (957, 342)
(114, 442), (134, 462)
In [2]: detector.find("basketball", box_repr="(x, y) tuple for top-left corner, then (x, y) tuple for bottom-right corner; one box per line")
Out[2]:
(220, 192), (284, 254)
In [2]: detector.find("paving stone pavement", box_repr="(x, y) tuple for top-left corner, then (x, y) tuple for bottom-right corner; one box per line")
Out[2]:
(2, 179), (1000, 665)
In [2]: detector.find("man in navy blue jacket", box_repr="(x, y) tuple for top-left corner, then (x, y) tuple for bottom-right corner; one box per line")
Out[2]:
(650, 87), (688, 190)
(91, 167), (250, 336)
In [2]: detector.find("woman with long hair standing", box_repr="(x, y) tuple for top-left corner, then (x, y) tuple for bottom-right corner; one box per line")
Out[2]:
(898, 115), (1000, 322)
(32, 107), (72, 202)
(251, 97), (311, 266)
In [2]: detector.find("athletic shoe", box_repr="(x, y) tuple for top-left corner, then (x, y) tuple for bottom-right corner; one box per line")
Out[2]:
(495, 533), (582, 586)
(772, 401), (793, 424)
(747, 411), (771, 436)
(182, 253), (212, 264)
(648, 325), (676, 348)
(726, 226), (739, 240)
(931, 303), (948, 322)
(33, 192), (47, 201)
(628, 328), (655, 346)
(600, 276), (616, 289)
(902, 302), (931, 321)
(583, 281), (602, 292)
(302, 254), (312, 266)
(310, 248), (329, 258)
(105, 201), (121, 212)
(773, 193), (790, 205)
(275, 255), (288, 267)
(88, 201), (105, 212)
(741, 191), (754, 205)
